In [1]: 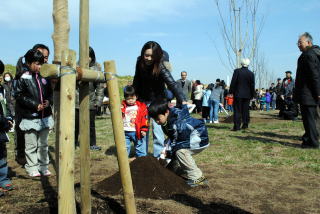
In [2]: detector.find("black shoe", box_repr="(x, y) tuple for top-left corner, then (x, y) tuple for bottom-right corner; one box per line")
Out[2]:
(15, 156), (27, 166)
(241, 125), (248, 129)
(90, 145), (101, 151)
(0, 191), (4, 197)
(231, 128), (240, 131)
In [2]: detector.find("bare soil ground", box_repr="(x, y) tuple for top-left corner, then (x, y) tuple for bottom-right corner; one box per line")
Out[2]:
(0, 111), (319, 214)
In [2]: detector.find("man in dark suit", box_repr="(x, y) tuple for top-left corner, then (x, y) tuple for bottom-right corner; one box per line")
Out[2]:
(229, 58), (255, 131)
(294, 32), (320, 149)
(176, 71), (192, 101)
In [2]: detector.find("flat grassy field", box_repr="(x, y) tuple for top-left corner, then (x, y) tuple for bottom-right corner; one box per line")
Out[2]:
(0, 110), (319, 214)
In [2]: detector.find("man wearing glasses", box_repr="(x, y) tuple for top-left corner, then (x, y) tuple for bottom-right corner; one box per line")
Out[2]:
(176, 71), (192, 101)
(294, 32), (320, 149)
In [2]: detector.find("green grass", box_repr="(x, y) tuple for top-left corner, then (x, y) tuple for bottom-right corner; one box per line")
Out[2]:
(192, 111), (319, 173)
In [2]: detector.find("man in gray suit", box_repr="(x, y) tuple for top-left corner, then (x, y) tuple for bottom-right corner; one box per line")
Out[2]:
(176, 71), (192, 100)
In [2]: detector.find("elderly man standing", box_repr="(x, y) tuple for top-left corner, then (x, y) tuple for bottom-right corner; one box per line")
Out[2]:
(294, 32), (320, 149)
(176, 71), (192, 101)
(229, 58), (255, 131)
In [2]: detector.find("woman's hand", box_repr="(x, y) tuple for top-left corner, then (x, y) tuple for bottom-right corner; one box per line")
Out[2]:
(141, 131), (146, 137)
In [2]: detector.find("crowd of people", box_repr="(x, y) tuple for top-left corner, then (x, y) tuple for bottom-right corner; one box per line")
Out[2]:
(0, 31), (320, 197)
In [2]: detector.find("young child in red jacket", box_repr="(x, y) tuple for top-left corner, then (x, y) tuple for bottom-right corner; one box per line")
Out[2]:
(225, 94), (234, 112)
(121, 86), (148, 157)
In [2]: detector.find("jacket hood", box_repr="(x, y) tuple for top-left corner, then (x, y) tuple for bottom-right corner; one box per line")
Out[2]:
(311, 45), (320, 56)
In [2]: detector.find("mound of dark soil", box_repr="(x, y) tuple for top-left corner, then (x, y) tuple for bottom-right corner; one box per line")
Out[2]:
(96, 156), (190, 199)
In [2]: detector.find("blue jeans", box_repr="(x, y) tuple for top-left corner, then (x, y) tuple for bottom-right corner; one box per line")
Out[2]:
(271, 100), (276, 110)
(227, 105), (233, 112)
(209, 99), (220, 122)
(266, 103), (270, 111)
(151, 119), (165, 157)
(0, 143), (11, 187)
(145, 103), (165, 158)
(125, 131), (147, 157)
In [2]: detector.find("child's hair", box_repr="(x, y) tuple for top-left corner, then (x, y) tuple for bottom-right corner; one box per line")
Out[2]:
(0, 60), (4, 74)
(24, 49), (44, 65)
(124, 85), (136, 98)
(148, 99), (169, 119)
(206, 83), (214, 90)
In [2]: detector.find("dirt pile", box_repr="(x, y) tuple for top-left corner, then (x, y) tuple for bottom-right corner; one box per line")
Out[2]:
(96, 156), (190, 199)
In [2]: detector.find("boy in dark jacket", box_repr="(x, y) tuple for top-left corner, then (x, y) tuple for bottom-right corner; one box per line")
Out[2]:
(148, 99), (210, 187)
(121, 86), (148, 157)
(0, 60), (14, 196)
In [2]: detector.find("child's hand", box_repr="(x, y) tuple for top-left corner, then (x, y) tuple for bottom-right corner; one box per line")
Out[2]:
(43, 100), (50, 108)
(37, 104), (44, 111)
(141, 131), (146, 137)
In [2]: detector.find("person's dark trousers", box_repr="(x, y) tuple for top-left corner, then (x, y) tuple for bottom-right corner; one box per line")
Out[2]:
(233, 98), (250, 130)
(278, 98), (285, 117)
(276, 95), (281, 110)
(194, 100), (202, 113)
(201, 106), (210, 120)
(89, 109), (97, 146)
(75, 109), (97, 147)
(301, 105), (319, 148)
(0, 142), (11, 187)
(14, 109), (26, 165)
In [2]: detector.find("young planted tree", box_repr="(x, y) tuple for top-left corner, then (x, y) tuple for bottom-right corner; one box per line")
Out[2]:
(214, 0), (266, 82)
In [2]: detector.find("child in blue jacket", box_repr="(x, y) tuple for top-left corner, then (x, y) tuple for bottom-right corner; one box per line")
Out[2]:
(148, 99), (210, 187)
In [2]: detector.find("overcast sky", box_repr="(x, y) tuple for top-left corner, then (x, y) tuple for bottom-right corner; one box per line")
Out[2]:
(0, 0), (320, 86)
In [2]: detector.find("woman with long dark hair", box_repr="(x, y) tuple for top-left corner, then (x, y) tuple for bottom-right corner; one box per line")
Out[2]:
(133, 41), (187, 157)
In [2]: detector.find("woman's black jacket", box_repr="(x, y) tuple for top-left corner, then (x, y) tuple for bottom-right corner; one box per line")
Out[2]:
(133, 57), (186, 103)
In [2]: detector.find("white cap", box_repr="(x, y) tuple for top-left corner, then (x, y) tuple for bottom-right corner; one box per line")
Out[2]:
(241, 58), (250, 67)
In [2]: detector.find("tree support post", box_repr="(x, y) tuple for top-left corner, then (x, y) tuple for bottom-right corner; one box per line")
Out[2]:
(104, 61), (137, 214)
(79, 0), (91, 213)
(58, 49), (77, 214)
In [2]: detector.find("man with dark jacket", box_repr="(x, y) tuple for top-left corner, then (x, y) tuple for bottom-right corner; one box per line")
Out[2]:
(279, 71), (296, 118)
(294, 32), (320, 149)
(229, 58), (255, 131)
(275, 78), (282, 109)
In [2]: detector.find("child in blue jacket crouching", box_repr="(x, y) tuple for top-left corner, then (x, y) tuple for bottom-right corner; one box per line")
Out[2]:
(148, 99), (210, 187)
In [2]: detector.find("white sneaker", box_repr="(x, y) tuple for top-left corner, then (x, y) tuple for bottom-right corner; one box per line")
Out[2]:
(214, 120), (219, 124)
(209, 121), (213, 124)
(40, 170), (52, 176)
(29, 171), (41, 177)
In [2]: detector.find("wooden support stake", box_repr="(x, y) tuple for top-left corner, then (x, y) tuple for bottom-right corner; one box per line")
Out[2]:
(40, 64), (105, 83)
(104, 61), (137, 214)
(52, 0), (70, 186)
(58, 49), (76, 214)
(79, 0), (91, 213)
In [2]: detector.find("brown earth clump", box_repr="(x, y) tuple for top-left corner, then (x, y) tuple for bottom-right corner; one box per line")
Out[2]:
(96, 156), (190, 199)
